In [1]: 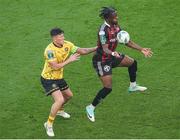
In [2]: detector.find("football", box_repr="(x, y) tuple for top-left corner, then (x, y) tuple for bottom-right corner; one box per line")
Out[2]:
(117, 30), (130, 44)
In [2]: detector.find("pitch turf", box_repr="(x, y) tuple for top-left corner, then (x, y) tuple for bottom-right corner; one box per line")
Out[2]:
(0, 0), (180, 138)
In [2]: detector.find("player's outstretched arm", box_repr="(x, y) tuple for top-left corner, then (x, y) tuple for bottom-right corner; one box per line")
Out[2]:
(48, 53), (80, 70)
(76, 47), (97, 55)
(126, 40), (153, 57)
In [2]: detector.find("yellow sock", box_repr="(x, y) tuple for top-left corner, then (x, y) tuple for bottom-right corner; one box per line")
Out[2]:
(47, 116), (55, 126)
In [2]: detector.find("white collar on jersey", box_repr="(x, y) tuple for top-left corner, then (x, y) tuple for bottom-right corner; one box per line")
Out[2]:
(104, 21), (110, 27)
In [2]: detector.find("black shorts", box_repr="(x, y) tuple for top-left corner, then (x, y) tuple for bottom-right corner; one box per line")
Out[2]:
(92, 54), (125, 77)
(40, 77), (69, 96)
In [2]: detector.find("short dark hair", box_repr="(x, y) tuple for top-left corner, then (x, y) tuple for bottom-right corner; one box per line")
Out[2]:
(99, 7), (116, 19)
(50, 27), (64, 37)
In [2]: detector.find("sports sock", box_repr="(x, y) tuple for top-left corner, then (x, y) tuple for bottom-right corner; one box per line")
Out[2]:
(128, 60), (137, 82)
(130, 82), (136, 87)
(47, 116), (55, 126)
(92, 87), (112, 107)
(89, 104), (95, 110)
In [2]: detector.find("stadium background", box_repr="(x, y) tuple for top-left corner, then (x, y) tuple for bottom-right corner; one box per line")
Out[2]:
(0, 0), (179, 138)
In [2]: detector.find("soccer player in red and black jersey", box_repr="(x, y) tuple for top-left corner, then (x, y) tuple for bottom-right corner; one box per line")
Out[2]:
(86, 7), (153, 122)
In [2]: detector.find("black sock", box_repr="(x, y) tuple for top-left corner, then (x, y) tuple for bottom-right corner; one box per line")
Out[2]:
(92, 87), (112, 107)
(128, 60), (137, 82)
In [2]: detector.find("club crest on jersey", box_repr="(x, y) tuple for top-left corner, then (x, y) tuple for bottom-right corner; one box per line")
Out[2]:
(104, 65), (110, 72)
(64, 47), (68, 52)
(47, 50), (54, 59)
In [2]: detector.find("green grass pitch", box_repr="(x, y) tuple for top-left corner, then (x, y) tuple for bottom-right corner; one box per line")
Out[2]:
(0, 0), (180, 138)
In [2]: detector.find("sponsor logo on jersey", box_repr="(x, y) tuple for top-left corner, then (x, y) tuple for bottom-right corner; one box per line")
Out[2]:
(109, 38), (118, 42)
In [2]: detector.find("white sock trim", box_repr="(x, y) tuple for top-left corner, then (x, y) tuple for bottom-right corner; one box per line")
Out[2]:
(130, 82), (136, 87)
(90, 104), (95, 110)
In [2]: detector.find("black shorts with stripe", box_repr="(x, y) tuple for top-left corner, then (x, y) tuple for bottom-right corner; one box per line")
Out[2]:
(40, 77), (69, 96)
(92, 53), (125, 77)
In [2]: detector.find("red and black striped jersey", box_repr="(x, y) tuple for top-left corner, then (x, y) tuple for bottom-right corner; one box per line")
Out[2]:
(95, 22), (121, 62)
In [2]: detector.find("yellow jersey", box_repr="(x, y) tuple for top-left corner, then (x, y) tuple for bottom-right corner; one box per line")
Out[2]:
(41, 40), (78, 80)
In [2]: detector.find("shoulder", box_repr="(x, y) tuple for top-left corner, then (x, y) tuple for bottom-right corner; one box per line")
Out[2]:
(99, 23), (109, 36)
(64, 40), (75, 48)
(99, 23), (109, 32)
(45, 43), (53, 51)
(44, 43), (56, 56)
(64, 40), (73, 45)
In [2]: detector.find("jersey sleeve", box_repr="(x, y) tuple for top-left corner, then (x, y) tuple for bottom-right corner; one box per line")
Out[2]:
(69, 42), (79, 53)
(99, 27), (108, 45)
(45, 49), (57, 62)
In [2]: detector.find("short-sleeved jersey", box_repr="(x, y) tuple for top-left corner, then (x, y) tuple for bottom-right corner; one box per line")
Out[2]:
(95, 22), (121, 62)
(41, 40), (78, 80)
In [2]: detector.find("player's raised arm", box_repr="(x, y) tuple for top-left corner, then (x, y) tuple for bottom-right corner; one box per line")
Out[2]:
(76, 47), (97, 55)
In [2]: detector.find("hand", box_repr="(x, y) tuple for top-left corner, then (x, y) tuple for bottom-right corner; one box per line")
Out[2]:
(141, 48), (153, 57)
(112, 51), (121, 58)
(68, 53), (80, 62)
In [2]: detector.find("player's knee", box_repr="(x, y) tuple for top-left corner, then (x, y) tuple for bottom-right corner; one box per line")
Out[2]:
(55, 96), (64, 104)
(104, 83), (112, 89)
(130, 59), (137, 66)
(129, 60), (137, 68)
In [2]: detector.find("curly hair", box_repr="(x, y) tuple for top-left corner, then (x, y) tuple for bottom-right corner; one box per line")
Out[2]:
(99, 7), (117, 19)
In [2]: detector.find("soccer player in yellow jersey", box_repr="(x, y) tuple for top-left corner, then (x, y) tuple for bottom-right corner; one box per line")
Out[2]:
(41, 27), (97, 137)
